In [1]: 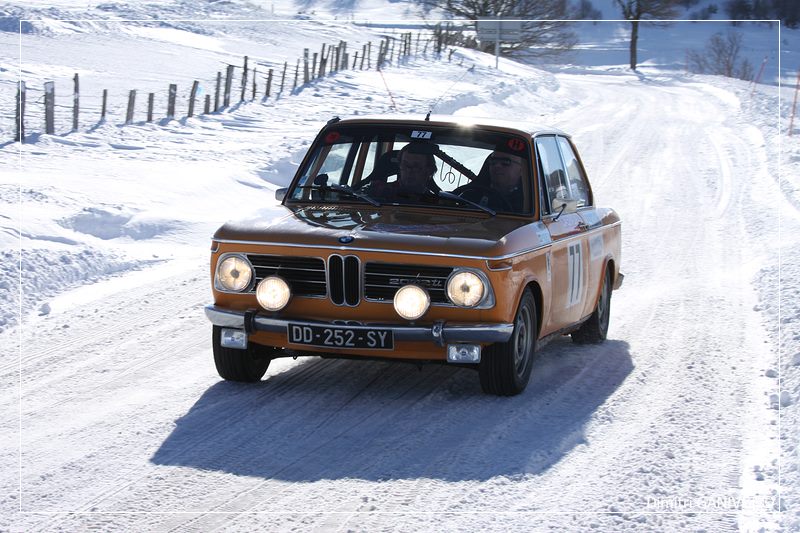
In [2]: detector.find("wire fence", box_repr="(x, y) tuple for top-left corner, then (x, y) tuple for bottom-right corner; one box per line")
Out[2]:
(10, 25), (465, 142)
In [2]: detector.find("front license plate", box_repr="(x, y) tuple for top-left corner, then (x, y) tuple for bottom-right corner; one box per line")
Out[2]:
(287, 324), (394, 350)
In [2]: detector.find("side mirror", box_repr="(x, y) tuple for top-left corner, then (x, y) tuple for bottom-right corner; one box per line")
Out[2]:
(552, 198), (578, 214)
(555, 198), (578, 213)
(275, 188), (288, 202)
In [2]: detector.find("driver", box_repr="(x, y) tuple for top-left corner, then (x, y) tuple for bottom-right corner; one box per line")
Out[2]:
(461, 151), (526, 212)
(369, 143), (438, 202)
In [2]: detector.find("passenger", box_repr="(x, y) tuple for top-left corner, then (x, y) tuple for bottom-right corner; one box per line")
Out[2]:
(461, 151), (526, 212)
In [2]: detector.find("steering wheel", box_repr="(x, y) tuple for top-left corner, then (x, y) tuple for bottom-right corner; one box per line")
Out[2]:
(458, 185), (514, 212)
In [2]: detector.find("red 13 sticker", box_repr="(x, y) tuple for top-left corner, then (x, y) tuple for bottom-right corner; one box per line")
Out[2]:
(507, 138), (525, 151)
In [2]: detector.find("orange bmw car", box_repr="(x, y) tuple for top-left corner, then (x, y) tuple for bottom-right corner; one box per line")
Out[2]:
(205, 115), (623, 395)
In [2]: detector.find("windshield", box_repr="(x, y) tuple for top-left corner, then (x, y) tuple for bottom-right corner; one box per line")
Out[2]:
(287, 124), (534, 215)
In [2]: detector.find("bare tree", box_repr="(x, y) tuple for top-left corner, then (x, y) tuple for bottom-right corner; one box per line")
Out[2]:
(434, 0), (576, 57)
(614, 0), (678, 70)
(687, 31), (754, 80)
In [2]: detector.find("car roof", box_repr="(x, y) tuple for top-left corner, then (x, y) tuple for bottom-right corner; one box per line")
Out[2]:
(332, 114), (568, 138)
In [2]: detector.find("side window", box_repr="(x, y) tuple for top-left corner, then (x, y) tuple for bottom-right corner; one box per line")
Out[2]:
(535, 136), (569, 213)
(557, 136), (590, 207)
(358, 141), (378, 182)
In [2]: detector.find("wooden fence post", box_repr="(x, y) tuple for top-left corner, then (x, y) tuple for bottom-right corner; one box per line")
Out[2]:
(224, 65), (234, 107)
(72, 73), (79, 132)
(15, 81), (25, 142)
(241, 56), (248, 102)
(167, 83), (177, 118)
(147, 92), (154, 122)
(266, 69), (273, 98)
(360, 45), (366, 69)
(215, 71), (221, 111)
(341, 41), (347, 70)
(204, 94), (210, 114)
(319, 44), (327, 77)
(44, 81), (55, 134)
(126, 89), (136, 124)
(789, 68), (800, 136)
(304, 48), (310, 83)
(188, 80), (199, 117)
(252, 68), (257, 100)
(293, 59), (299, 89)
(334, 45), (340, 73)
(101, 89), (107, 121)
(280, 61), (287, 93)
(312, 53), (318, 79)
(353, 52), (358, 70)
(367, 41), (372, 69)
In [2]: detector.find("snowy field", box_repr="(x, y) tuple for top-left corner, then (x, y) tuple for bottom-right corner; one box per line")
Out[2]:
(1, 1), (799, 531)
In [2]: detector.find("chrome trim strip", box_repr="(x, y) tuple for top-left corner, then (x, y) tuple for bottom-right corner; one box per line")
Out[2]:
(215, 238), (552, 262)
(546, 221), (621, 244)
(204, 305), (514, 343)
(214, 221), (620, 262)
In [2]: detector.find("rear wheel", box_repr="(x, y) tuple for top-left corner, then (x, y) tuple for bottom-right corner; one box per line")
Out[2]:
(212, 326), (270, 382)
(572, 266), (612, 344)
(479, 290), (537, 396)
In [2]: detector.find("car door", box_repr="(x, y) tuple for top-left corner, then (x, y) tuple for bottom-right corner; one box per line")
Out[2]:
(535, 135), (589, 333)
(556, 135), (607, 322)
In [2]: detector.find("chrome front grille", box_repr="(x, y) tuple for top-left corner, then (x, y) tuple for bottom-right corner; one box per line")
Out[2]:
(246, 254), (326, 297)
(328, 255), (360, 306)
(364, 263), (453, 304)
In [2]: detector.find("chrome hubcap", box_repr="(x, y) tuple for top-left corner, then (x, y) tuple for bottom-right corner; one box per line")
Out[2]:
(598, 274), (610, 331)
(514, 305), (532, 375)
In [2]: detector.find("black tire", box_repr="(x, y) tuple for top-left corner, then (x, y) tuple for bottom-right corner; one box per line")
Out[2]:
(572, 267), (612, 344)
(212, 326), (270, 382)
(479, 290), (537, 396)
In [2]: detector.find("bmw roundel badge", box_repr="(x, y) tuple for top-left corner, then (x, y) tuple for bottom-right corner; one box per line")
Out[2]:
(338, 235), (354, 244)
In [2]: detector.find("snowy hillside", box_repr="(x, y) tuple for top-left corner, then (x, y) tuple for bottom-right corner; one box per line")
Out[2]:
(1, 1), (799, 531)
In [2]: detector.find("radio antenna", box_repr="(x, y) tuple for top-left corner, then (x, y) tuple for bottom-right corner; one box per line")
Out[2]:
(428, 64), (475, 115)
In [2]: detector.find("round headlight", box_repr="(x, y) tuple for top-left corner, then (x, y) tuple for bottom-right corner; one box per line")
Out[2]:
(256, 276), (291, 312)
(447, 271), (485, 307)
(216, 255), (253, 292)
(393, 284), (430, 321)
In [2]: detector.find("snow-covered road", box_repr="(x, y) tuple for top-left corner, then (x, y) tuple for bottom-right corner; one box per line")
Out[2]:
(0, 14), (800, 531)
(1, 53), (790, 530)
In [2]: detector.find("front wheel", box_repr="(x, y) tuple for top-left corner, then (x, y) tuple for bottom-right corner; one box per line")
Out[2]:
(572, 266), (612, 344)
(212, 326), (270, 382)
(479, 290), (537, 396)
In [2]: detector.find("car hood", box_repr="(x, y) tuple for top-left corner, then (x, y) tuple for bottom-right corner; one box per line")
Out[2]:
(213, 205), (540, 258)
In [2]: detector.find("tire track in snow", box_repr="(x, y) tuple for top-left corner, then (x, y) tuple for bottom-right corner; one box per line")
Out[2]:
(156, 364), (461, 532)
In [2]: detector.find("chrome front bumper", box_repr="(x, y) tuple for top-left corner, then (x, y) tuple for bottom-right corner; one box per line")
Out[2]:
(204, 305), (513, 345)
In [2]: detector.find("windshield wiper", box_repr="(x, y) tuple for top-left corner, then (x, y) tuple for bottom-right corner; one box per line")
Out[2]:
(327, 183), (381, 206)
(291, 184), (381, 207)
(436, 190), (496, 216)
